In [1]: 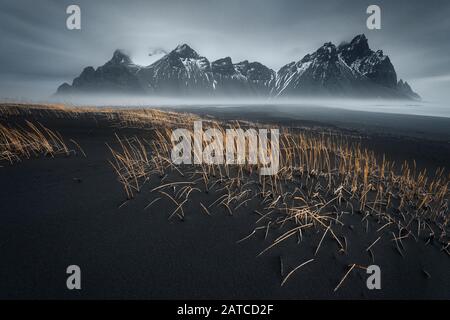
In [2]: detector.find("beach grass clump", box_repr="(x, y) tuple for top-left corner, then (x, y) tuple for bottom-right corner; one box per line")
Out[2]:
(0, 120), (73, 164)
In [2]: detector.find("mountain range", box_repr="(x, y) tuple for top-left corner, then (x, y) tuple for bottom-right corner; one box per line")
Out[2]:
(56, 34), (420, 100)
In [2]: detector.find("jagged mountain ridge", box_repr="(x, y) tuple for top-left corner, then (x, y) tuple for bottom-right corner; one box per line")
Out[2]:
(58, 44), (275, 97)
(273, 34), (419, 99)
(57, 35), (419, 99)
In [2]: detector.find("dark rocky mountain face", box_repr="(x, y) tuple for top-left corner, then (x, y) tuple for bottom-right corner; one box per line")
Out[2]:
(211, 57), (235, 75)
(57, 35), (420, 100)
(274, 34), (419, 99)
(235, 60), (274, 81)
(210, 57), (275, 96)
(57, 50), (144, 94)
(338, 35), (397, 88)
(136, 45), (213, 96)
(397, 79), (420, 100)
(273, 42), (362, 97)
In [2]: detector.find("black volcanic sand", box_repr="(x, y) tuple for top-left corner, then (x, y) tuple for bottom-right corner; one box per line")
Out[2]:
(175, 104), (450, 140)
(0, 105), (449, 299)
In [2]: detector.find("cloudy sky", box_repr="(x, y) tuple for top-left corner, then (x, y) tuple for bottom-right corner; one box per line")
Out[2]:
(1, 0), (449, 102)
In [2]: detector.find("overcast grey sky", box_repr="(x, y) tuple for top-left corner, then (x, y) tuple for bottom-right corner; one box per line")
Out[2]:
(0, 0), (449, 101)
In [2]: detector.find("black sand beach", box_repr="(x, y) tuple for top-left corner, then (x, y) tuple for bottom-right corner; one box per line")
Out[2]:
(0, 103), (449, 299)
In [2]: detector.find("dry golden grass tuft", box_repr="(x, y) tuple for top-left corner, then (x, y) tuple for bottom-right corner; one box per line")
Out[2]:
(0, 103), (201, 129)
(0, 121), (74, 164)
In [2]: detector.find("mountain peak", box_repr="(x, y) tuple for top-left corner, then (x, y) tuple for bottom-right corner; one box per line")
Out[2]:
(338, 34), (371, 65)
(235, 60), (249, 66)
(350, 34), (370, 53)
(397, 79), (420, 99)
(171, 44), (199, 59)
(214, 57), (233, 64)
(110, 49), (133, 65)
(311, 42), (337, 62)
(351, 34), (368, 44)
(211, 57), (235, 75)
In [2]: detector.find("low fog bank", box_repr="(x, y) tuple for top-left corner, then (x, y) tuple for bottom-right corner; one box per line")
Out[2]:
(1, 93), (449, 118)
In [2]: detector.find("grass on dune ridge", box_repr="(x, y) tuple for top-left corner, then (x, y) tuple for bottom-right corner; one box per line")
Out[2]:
(0, 120), (83, 164)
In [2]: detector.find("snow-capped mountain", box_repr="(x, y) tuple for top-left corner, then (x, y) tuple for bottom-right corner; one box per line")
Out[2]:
(57, 35), (419, 99)
(274, 35), (419, 99)
(137, 44), (214, 96)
